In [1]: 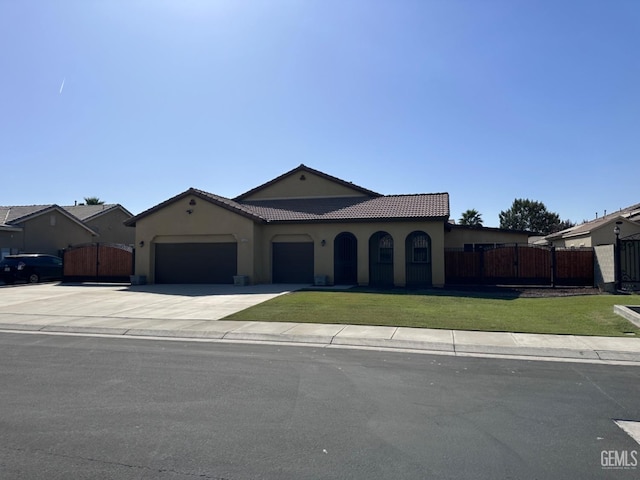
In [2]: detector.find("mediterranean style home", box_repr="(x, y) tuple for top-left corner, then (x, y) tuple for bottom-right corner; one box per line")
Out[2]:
(126, 164), (532, 287)
(0, 204), (134, 259)
(127, 165), (448, 286)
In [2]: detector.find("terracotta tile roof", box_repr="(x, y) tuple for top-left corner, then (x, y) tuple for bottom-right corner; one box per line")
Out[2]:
(126, 190), (450, 226)
(125, 165), (449, 226)
(191, 189), (270, 221)
(239, 193), (450, 222)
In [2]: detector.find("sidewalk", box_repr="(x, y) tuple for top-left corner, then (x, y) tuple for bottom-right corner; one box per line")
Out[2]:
(1, 312), (640, 364)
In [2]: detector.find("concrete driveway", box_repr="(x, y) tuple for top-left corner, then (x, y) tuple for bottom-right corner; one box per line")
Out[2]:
(0, 283), (305, 321)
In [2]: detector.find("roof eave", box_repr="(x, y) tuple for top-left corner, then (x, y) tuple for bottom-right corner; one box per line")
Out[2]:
(264, 215), (449, 225)
(448, 224), (535, 235)
(124, 188), (267, 227)
(0, 225), (22, 232)
(8, 205), (99, 236)
(82, 204), (134, 221)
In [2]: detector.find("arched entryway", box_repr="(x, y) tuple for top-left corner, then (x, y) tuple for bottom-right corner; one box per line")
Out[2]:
(369, 231), (394, 287)
(334, 232), (357, 284)
(405, 231), (432, 287)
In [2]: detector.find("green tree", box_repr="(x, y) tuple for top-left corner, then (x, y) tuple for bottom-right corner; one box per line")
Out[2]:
(459, 209), (483, 227)
(84, 196), (104, 205)
(499, 198), (574, 234)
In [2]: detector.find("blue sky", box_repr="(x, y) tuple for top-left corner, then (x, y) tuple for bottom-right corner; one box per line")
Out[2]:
(1, 1), (638, 227)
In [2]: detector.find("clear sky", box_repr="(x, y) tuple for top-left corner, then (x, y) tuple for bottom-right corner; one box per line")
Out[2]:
(1, 1), (638, 227)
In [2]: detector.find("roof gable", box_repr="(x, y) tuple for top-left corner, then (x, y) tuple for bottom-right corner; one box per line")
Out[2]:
(234, 164), (380, 201)
(547, 202), (640, 240)
(1, 205), (54, 225)
(62, 204), (133, 222)
(0, 204), (98, 235)
(124, 188), (267, 227)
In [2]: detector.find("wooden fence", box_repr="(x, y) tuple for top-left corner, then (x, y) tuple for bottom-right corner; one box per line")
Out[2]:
(445, 244), (594, 286)
(63, 243), (133, 282)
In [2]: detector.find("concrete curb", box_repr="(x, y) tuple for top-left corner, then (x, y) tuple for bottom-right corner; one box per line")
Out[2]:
(1, 322), (639, 363)
(614, 305), (640, 328)
(453, 343), (601, 360)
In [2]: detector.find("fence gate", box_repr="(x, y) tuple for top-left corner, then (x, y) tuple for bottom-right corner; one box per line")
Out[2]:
(63, 243), (133, 282)
(620, 235), (640, 290)
(445, 244), (594, 287)
(553, 247), (594, 286)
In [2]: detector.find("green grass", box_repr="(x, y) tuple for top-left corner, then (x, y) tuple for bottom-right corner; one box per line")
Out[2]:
(224, 289), (640, 337)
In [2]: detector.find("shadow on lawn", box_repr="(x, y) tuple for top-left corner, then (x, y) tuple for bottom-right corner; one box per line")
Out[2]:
(303, 285), (603, 300)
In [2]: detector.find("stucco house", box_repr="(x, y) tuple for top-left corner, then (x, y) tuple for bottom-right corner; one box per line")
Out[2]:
(545, 203), (640, 247)
(0, 204), (134, 259)
(126, 165), (450, 287)
(444, 224), (532, 251)
(62, 204), (135, 245)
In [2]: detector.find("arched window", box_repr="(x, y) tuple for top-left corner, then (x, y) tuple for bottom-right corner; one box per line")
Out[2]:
(378, 234), (394, 263)
(369, 231), (394, 286)
(411, 233), (430, 263)
(406, 231), (432, 287)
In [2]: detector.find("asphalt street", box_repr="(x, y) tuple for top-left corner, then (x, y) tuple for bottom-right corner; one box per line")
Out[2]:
(1, 333), (639, 479)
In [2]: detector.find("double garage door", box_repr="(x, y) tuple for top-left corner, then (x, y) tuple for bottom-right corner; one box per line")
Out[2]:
(154, 242), (313, 284)
(155, 243), (237, 284)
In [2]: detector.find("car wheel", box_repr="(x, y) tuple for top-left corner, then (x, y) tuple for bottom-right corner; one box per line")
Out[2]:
(28, 273), (40, 283)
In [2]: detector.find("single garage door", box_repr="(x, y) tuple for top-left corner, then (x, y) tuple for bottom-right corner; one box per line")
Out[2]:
(272, 242), (314, 283)
(155, 243), (237, 284)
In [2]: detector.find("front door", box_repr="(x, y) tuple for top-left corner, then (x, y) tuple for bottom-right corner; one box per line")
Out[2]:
(334, 232), (357, 284)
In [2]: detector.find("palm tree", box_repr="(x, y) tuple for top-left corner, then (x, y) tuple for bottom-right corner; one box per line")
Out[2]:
(84, 196), (104, 205)
(459, 209), (483, 227)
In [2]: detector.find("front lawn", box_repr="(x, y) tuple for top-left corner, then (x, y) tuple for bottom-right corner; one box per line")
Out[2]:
(224, 288), (640, 337)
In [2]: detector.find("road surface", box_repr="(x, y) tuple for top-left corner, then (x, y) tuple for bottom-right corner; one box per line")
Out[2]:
(1, 332), (639, 479)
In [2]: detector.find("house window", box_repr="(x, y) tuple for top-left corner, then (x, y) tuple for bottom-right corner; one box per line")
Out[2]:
(378, 234), (393, 263)
(50, 215), (56, 226)
(412, 234), (430, 263)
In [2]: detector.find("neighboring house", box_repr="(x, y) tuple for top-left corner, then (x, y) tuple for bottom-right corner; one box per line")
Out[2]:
(0, 204), (134, 259)
(545, 203), (640, 247)
(63, 204), (135, 246)
(126, 164), (450, 287)
(445, 224), (532, 251)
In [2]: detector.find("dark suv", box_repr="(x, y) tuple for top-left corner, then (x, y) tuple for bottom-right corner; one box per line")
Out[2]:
(0, 254), (63, 284)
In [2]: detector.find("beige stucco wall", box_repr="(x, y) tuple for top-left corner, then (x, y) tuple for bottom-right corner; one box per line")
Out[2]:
(133, 194), (256, 283)
(445, 228), (529, 249)
(242, 171), (368, 200)
(86, 209), (135, 245)
(19, 213), (95, 255)
(258, 220), (446, 286)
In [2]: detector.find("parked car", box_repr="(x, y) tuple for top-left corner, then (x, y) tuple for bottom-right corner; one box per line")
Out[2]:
(0, 254), (63, 284)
